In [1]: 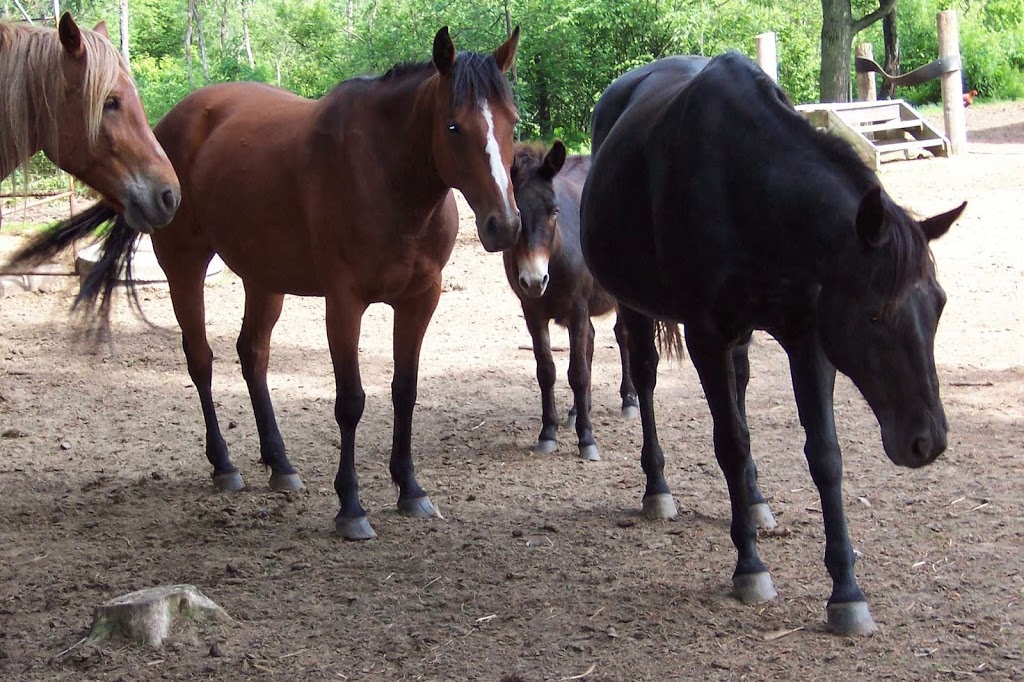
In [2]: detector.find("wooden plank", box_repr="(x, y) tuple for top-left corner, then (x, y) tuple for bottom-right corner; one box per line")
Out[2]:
(855, 120), (923, 134)
(834, 104), (902, 125)
(874, 138), (945, 153)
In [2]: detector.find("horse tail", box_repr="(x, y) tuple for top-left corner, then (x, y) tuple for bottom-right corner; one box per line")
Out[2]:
(2, 203), (142, 340)
(655, 320), (684, 361)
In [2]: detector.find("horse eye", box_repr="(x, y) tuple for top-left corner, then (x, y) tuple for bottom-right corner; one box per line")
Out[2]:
(103, 97), (121, 112)
(447, 123), (459, 133)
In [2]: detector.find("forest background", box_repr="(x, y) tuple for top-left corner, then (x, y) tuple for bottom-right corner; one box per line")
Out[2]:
(5, 1), (1024, 151)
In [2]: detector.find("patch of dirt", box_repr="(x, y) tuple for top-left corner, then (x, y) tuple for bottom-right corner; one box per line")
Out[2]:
(0, 103), (1022, 681)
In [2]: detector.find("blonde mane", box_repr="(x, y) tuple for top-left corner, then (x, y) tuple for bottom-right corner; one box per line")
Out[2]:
(0, 20), (126, 174)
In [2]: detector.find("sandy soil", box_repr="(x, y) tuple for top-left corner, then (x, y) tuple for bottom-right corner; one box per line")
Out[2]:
(0, 102), (1021, 681)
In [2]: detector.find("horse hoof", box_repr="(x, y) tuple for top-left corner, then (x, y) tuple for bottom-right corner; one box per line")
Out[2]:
(212, 471), (245, 492)
(398, 496), (443, 520)
(751, 503), (778, 530)
(642, 493), (678, 520)
(621, 405), (640, 419)
(269, 472), (305, 492)
(827, 601), (878, 636)
(534, 439), (558, 454)
(579, 444), (600, 461)
(335, 515), (377, 541)
(732, 572), (778, 604)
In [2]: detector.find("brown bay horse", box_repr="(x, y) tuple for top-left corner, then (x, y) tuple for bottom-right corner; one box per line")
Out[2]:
(12, 27), (522, 541)
(0, 13), (178, 233)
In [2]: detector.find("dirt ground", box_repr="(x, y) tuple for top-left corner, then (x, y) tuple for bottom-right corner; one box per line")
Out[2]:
(0, 102), (1022, 681)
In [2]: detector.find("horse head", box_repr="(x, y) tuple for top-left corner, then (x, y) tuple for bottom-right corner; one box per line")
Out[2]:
(510, 140), (567, 297)
(818, 186), (966, 468)
(429, 26), (521, 252)
(47, 13), (179, 233)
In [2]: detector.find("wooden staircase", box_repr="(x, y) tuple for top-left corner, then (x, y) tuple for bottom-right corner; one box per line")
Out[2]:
(795, 99), (949, 170)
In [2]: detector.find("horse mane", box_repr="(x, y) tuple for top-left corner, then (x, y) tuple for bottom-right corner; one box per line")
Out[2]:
(0, 21), (124, 170)
(511, 142), (548, 182)
(378, 50), (514, 109)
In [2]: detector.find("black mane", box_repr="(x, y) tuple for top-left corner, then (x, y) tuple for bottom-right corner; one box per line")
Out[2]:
(379, 51), (514, 109)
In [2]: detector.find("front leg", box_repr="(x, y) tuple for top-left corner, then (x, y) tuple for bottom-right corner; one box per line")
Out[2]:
(618, 305), (676, 519)
(685, 322), (775, 604)
(567, 307), (599, 460)
(523, 310), (559, 454)
(390, 285), (444, 520)
(780, 331), (876, 635)
(326, 294), (374, 540)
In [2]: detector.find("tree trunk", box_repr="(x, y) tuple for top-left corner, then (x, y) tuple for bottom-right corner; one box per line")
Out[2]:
(119, 0), (131, 69)
(881, 3), (900, 100)
(219, 0), (228, 53)
(185, 0), (195, 87)
(194, 1), (210, 79)
(241, 0), (255, 70)
(819, 0), (854, 102)
(819, 0), (898, 102)
(51, 0), (59, 21)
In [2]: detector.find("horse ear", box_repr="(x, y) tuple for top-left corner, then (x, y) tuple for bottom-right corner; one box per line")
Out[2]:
(855, 185), (888, 248)
(541, 140), (567, 179)
(92, 20), (110, 40)
(432, 26), (456, 77)
(58, 12), (86, 60)
(493, 26), (520, 73)
(919, 201), (966, 241)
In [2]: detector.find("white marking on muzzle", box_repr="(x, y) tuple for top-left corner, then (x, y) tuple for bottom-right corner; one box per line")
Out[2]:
(481, 101), (512, 218)
(518, 253), (550, 296)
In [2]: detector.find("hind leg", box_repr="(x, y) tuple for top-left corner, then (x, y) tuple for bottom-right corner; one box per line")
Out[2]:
(237, 286), (303, 492)
(619, 305), (677, 518)
(390, 285), (444, 519)
(733, 338), (777, 530)
(614, 310), (639, 418)
(161, 245), (242, 491)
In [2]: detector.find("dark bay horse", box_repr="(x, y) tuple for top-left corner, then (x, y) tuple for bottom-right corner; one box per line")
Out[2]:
(12, 27), (522, 541)
(0, 13), (178, 232)
(581, 52), (965, 635)
(505, 141), (638, 461)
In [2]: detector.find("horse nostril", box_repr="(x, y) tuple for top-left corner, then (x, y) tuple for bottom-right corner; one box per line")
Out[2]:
(912, 434), (933, 463)
(541, 273), (549, 288)
(519, 274), (529, 290)
(160, 188), (178, 212)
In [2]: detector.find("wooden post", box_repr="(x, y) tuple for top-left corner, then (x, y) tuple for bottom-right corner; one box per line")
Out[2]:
(938, 10), (966, 155)
(855, 43), (876, 101)
(755, 32), (777, 82)
(69, 175), (76, 216)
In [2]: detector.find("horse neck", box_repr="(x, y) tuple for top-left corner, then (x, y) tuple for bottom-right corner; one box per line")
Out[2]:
(326, 72), (449, 209)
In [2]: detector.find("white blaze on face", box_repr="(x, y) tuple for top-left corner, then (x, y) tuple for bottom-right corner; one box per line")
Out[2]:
(481, 101), (512, 217)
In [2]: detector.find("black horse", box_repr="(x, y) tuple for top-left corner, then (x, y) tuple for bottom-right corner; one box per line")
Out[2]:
(581, 52), (965, 635)
(504, 142), (638, 461)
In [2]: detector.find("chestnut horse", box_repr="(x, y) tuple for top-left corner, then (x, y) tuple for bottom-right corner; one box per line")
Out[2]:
(582, 52), (964, 634)
(0, 13), (178, 232)
(12, 27), (521, 541)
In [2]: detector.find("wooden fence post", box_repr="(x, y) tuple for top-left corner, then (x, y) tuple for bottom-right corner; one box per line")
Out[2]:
(756, 32), (777, 82)
(855, 43), (876, 101)
(938, 9), (966, 155)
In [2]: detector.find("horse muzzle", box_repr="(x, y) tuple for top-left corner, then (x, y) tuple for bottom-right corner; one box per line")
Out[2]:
(517, 255), (550, 298)
(881, 412), (948, 468)
(476, 211), (521, 252)
(122, 179), (181, 234)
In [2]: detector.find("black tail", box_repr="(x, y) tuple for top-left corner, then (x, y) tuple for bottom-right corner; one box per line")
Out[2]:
(655, 320), (684, 361)
(2, 203), (143, 340)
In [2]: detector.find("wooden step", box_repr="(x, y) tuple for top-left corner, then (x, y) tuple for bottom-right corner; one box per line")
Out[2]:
(853, 119), (924, 134)
(874, 138), (946, 153)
